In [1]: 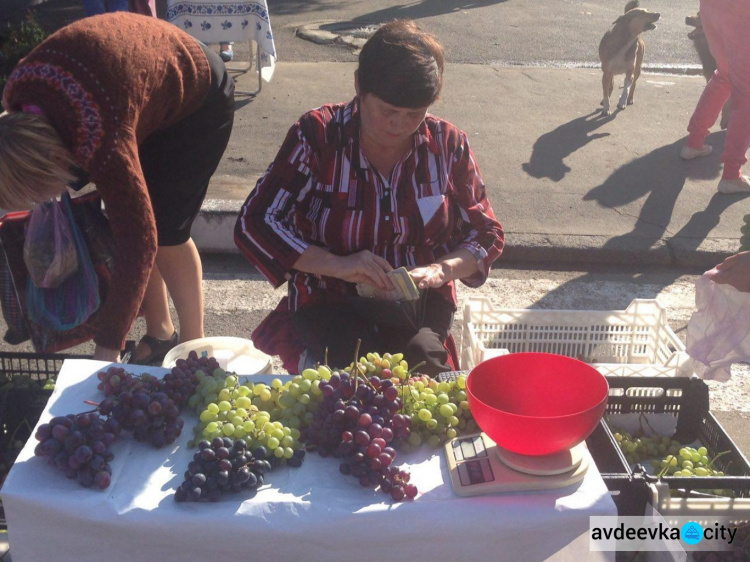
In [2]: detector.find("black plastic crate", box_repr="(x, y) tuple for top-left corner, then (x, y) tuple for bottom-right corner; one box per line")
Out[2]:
(0, 351), (86, 384)
(586, 421), (652, 516)
(0, 350), (89, 455)
(0, 351), (88, 529)
(600, 376), (750, 500)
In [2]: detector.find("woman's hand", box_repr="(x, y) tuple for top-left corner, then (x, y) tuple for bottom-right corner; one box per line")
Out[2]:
(705, 251), (750, 293)
(331, 250), (394, 290)
(410, 263), (447, 290)
(94, 345), (121, 363)
(409, 249), (480, 290)
(293, 247), (394, 290)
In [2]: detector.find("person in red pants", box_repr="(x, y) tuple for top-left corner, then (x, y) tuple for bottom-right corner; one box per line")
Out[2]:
(680, 0), (750, 194)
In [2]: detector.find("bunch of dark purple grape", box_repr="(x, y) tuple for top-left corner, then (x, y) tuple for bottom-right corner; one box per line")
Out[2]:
(99, 390), (184, 449)
(304, 370), (418, 501)
(34, 412), (121, 489)
(160, 359), (203, 409)
(95, 362), (200, 449)
(174, 437), (295, 502)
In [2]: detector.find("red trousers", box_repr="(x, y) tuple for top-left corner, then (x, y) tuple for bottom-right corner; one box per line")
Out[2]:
(687, 0), (750, 179)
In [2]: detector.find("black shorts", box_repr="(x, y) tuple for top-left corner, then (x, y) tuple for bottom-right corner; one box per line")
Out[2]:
(138, 42), (235, 246)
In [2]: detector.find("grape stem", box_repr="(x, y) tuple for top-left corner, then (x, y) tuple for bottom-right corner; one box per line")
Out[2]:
(407, 361), (426, 375)
(638, 413), (658, 438)
(353, 339), (362, 392)
(349, 339), (377, 391)
(707, 450), (731, 469)
(76, 407), (101, 416)
(656, 456), (673, 480)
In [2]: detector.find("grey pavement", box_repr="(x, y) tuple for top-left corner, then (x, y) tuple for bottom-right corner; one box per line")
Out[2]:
(196, 60), (747, 270)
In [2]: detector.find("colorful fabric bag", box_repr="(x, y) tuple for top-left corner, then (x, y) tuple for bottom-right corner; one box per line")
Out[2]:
(26, 193), (100, 331)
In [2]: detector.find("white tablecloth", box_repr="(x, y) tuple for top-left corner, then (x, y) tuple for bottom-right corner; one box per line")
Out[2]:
(2, 360), (616, 561)
(166, 0), (277, 82)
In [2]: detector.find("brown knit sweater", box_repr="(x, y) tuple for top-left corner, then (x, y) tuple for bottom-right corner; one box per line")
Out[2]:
(2, 13), (211, 351)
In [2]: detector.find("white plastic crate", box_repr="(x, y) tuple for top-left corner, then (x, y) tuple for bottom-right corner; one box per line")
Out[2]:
(461, 297), (690, 375)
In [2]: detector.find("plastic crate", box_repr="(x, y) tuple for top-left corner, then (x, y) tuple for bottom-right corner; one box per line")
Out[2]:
(586, 421), (653, 517)
(0, 351), (87, 529)
(597, 376), (750, 521)
(460, 297), (690, 375)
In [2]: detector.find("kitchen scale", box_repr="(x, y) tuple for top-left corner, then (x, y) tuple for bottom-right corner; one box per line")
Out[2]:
(444, 432), (589, 497)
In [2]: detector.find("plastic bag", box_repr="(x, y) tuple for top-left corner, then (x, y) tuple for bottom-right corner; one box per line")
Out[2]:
(0, 191), (115, 352)
(23, 199), (79, 288)
(26, 193), (100, 332)
(685, 272), (750, 381)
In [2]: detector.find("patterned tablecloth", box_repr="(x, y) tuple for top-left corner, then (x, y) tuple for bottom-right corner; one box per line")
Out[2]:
(166, 0), (276, 82)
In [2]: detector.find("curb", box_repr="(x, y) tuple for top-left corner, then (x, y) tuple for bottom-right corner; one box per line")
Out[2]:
(192, 200), (735, 269)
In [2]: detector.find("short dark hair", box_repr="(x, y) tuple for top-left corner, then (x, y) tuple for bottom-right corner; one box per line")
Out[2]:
(358, 20), (444, 108)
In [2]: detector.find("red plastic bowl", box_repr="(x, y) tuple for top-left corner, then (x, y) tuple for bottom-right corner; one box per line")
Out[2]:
(466, 353), (609, 456)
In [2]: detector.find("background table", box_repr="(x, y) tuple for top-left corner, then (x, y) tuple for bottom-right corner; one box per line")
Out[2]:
(165, 0), (277, 85)
(3, 360), (616, 561)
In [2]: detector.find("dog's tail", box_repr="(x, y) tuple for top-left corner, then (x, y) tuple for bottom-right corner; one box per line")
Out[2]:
(624, 0), (639, 13)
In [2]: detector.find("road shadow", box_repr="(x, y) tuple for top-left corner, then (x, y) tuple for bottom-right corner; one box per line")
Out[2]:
(522, 110), (615, 181)
(531, 132), (747, 310)
(266, 0), (352, 17)
(583, 133), (725, 210)
(352, 0), (510, 24)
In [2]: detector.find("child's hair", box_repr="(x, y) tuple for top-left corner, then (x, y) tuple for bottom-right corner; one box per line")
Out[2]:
(0, 111), (77, 210)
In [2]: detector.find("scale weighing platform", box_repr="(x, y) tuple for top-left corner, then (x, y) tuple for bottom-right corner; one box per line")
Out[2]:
(444, 432), (590, 497)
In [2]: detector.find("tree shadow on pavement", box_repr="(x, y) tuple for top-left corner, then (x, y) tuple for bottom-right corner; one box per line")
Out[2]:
(351, 0), (509, 24)
(522, 110), (615, 182)
(530, 132), (747, 311)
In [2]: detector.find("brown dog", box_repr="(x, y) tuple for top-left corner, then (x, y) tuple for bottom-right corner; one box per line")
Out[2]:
(685, 12), (730, 129)
(599, 0), (660, 115)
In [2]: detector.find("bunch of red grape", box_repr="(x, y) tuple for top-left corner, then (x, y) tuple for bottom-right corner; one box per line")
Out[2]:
(305, 369), (417, 501)
(96, 366), (160, 396)
(93, 355), (204, 449)
(33, 412), (121, 489)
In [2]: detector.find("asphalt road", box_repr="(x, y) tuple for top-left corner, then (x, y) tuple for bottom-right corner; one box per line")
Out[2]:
(250, 0), (704, 69)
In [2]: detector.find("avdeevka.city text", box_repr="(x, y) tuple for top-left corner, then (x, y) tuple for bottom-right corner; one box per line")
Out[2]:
(591, 522), (737, 544)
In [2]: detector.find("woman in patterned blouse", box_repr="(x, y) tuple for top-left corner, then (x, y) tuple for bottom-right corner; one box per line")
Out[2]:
(235, 20), (504, 376)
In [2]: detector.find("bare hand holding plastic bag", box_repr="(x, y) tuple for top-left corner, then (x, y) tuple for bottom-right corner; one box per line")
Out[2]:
(686, 252), (750, 381)
(704, 251), (750, 292)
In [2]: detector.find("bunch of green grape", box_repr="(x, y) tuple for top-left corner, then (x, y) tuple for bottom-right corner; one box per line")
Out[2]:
(654, 446), (729, 478)
(612, 430), (681, 465)
(188, 371), (323, 462)
(397, 373), (478, 450)
(611, 428), (734, 493)
(343, 351), (410, 381)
